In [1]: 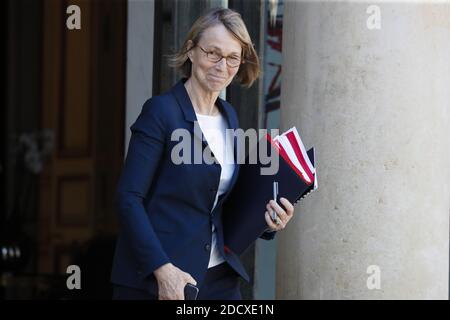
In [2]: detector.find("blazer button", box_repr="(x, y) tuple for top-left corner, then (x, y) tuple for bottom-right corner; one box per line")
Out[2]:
(205, 244), (211, 252)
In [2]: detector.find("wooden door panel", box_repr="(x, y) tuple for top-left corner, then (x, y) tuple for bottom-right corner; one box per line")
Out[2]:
(39, 0), (125, 278)
(60, 0), (92, 157)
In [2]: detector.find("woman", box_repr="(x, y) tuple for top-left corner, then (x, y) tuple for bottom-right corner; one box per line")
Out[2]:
(111, 7), (295, 300)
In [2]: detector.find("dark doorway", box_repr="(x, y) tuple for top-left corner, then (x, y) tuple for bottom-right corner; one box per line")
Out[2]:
(2, 0), (127, 299)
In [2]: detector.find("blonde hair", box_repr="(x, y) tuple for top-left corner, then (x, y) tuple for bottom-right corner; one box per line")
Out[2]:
(167, 7), (260, 88)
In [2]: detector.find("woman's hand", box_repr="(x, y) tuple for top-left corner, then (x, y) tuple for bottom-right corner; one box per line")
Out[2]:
(264, 197), (295, 232)
(153, 263), (197, 300)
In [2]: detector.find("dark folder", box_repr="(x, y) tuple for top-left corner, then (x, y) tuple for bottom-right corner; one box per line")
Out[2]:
(222, 134), (316, 255)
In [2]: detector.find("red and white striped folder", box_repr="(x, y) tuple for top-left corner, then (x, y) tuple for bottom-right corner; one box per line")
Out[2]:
(271, 126), (318, 191)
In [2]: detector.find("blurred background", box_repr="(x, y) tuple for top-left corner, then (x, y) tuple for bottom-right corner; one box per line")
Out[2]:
(2, 0), (283, 299)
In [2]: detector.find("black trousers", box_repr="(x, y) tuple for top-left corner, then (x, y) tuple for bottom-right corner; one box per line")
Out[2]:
(112, 262), (242, 300)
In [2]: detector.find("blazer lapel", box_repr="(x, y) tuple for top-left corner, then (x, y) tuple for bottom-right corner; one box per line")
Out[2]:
(171, 78), (204, 145)
(171, 78), (240, 206)
(171, 78), (238, 154)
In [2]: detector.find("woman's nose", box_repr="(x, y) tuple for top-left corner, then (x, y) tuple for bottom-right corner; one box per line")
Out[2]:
(215, 58), (227, 71)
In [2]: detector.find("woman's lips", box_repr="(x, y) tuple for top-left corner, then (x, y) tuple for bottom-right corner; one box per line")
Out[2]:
(208, 74), (225, 81)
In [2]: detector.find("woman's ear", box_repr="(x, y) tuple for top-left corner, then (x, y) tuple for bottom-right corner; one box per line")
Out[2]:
(186, 40), (194, 61)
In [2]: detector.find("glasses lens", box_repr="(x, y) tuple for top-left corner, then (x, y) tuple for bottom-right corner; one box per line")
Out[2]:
(227, 57), (241, 67)
(208, 51), (222, 62)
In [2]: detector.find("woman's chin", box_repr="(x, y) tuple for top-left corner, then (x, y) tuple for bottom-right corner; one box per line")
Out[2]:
(207, 82), (225, 92)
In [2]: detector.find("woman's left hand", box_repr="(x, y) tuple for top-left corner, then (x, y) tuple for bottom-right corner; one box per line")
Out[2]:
(264, 197), (295, 232)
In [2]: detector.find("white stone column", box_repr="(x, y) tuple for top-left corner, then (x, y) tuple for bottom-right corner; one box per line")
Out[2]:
(277, 1), (450, 299)
(125, 0), (155, 154)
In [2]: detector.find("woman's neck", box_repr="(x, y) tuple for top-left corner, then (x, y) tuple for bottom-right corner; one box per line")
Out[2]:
(184, 78), (220, 116)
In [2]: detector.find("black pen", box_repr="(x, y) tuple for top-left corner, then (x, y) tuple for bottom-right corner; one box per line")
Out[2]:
(271, 181), (278, 221)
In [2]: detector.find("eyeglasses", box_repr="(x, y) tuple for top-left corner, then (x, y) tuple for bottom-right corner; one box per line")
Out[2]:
(196, 45), (242, 68)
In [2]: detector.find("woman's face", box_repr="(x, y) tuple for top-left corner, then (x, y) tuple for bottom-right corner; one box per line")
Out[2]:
(188, 24), (242, 93)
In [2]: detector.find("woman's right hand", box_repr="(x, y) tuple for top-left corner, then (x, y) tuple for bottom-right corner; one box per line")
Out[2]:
(153, 263), (197, 300)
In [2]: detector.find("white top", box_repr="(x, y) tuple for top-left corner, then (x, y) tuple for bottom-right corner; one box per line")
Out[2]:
(195, 112), (235, 268)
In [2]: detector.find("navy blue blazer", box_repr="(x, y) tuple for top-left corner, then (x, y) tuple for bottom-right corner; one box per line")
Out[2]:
(110, 78), (276, 294)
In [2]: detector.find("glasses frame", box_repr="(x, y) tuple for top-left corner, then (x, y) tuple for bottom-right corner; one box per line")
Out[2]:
(195, 45), (243, 68)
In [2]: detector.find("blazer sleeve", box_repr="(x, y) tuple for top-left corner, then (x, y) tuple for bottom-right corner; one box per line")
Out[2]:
(115, 97), (170, 280)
